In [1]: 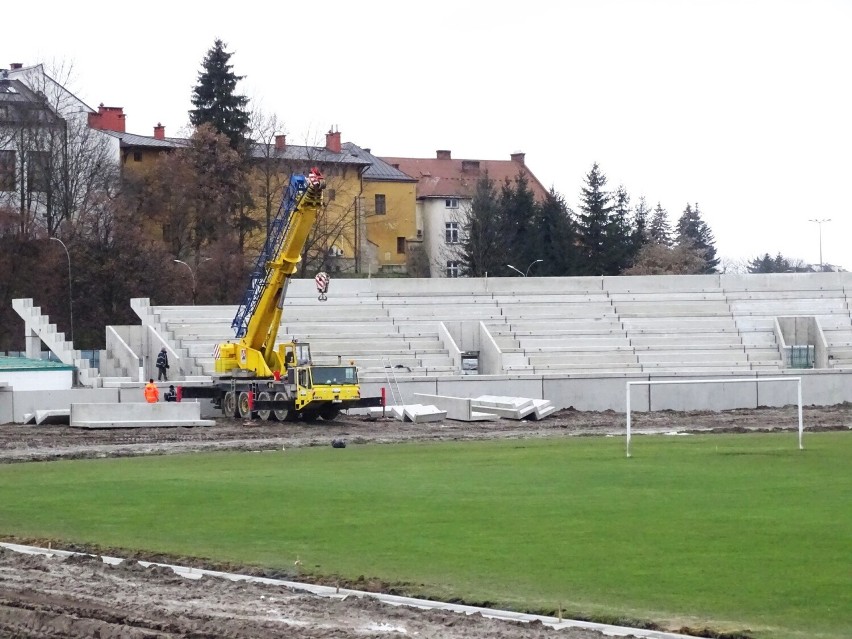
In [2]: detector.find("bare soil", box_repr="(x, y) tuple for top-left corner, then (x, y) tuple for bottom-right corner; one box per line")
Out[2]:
(1, 405), (849, 638)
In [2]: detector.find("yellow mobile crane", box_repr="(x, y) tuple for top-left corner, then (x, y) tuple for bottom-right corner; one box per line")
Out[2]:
(180, 168), (382, 421)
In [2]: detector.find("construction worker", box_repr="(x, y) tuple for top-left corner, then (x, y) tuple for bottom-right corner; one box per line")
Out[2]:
(144, 378), (160, 403)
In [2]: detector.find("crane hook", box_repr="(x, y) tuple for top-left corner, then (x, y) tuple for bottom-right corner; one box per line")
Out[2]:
(315, 271), (330, 301)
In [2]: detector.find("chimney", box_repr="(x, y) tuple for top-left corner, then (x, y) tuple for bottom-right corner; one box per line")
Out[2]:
(510, 152), (526, 165)
(88, 104), (126, 133)
(436, 150), (451, 160)
(325, 128), (341, 153)
(461, 160), (480, 173)
(275, 134), (286, 151)
(154, 123), (165, 140)
(10, 63), (23, 70)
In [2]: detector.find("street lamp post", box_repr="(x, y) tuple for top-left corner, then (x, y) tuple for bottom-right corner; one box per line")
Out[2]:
(506, 259), (544, 277)
(50, 237), (74, 346)
(808, 219), (831, 270)
(173, 258), (211, 304)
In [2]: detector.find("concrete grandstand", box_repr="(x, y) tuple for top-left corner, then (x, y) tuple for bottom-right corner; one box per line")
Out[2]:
(7, 272), (852, 422)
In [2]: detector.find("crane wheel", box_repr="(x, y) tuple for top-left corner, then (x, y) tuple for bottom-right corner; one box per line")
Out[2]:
(273, 391), (291, 422)
(223, 391), (238, 418)
(238, 392), (255, 419)
(319, 406), (340, 421)
(256, 391), (272, 421)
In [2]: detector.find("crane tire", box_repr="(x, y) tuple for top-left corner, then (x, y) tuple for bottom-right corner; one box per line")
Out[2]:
(273, 391), (291, 422)
(223, 391), (238, 418)
(256, 391), (272, 421)
(238, 392), (255, 419)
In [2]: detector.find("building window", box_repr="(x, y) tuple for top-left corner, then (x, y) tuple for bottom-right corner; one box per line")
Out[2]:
(326, 188), (336, 202)
(374, 193), (386, 215)
(27, 151), (50, 193)
(445, 222), (459, 244)
(133, 151), (142, 162)
(445, 198), (459, 208)
(397, 237), (405, 254)
(446, 261), (460, 278)
(0, 150), (15, 191)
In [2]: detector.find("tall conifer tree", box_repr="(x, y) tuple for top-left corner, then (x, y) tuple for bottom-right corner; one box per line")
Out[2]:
(577, 163), (617, 275)
(190, 39), (251, 150)
(676, 203), (719, 273)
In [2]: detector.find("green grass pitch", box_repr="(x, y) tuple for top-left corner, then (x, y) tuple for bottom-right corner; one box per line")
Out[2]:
(0, 431), (849, 639)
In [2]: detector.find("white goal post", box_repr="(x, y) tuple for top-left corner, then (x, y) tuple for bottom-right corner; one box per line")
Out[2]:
(625, 377), (803, 457)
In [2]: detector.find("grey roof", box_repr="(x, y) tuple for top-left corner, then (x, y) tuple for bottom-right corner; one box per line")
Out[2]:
(248, 141), (370, 168)
(104, 131), (373, 170)
(103, 130), (189, 149)
(342, 142), (418, 182)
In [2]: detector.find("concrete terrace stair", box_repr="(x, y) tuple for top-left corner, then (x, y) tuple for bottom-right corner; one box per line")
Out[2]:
(126, 273), (852, 380)
(13, 298), (98, 387)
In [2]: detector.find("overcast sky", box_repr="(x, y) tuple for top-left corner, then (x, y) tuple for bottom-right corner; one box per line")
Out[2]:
(5, 0), (850, 270)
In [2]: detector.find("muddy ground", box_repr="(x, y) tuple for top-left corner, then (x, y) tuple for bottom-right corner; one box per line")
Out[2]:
(1, 405), (849, 638)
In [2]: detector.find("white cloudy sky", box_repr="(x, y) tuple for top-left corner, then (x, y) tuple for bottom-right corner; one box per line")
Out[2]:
(5, 0), (850, 269)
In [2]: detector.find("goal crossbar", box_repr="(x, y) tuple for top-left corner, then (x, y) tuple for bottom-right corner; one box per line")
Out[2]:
(625, 377), (803, 457)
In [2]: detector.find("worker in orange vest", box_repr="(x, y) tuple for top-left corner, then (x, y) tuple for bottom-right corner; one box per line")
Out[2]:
(144, 378), (160, 403)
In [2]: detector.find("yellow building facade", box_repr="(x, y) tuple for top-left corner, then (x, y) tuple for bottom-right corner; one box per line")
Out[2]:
(106, 126), (419, 276)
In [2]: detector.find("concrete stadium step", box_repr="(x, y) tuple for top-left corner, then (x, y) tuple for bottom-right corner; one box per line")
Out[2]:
(621, 317), (737, 331)
(492, 293), (611, 304)
(528, 352), (639, 366)
(630, 334), (742, 346)
(307, 338), (442, 351)
(636, 350), (750, 363)
(725, 289), (846, 300)
(609, 292), (728, 302)
(498, 336), (632, 350)
(501, 303), (617, 317)
(378, 296), (499, 306)
(281, 322), (402, 333)
(730, 299), (849, 313)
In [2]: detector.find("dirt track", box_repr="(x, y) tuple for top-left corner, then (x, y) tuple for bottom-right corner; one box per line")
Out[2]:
(1, 405), (849, 638)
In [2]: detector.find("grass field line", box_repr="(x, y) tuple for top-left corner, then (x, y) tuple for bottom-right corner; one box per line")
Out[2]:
(0, 542), (703, 639)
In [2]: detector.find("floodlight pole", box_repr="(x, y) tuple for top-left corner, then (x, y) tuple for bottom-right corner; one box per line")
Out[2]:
(808, 218), (831, 269)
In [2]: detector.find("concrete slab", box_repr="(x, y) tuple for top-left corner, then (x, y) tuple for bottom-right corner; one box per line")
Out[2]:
(403, 404), (447, 423)
(70, 402), (214, 428)
(472, 395), (537, 419)
(368, 405), (406, 421)
(35, 409), (70, 425)
(532, 399), (558, 420)
(414, 393), (499, 422)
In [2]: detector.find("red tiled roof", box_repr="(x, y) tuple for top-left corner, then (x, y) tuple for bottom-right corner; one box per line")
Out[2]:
(379, 153), (549, 201)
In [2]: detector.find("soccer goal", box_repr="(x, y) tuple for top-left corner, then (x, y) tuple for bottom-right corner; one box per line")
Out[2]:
(625, 377), (803, 457)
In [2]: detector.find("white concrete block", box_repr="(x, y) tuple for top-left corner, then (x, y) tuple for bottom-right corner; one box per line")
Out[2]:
(70, 403), (214, 428)
(35, 409), (70, 425)
(403, 404), (447, 423)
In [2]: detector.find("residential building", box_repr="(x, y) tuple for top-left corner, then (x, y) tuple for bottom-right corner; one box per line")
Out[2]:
(0, 63), (118, 237)
(380, 150), (549, 277)
(341, 143), (419, 275)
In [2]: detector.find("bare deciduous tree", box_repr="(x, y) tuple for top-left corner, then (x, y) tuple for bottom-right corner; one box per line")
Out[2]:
(0, 62), (118, 239)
